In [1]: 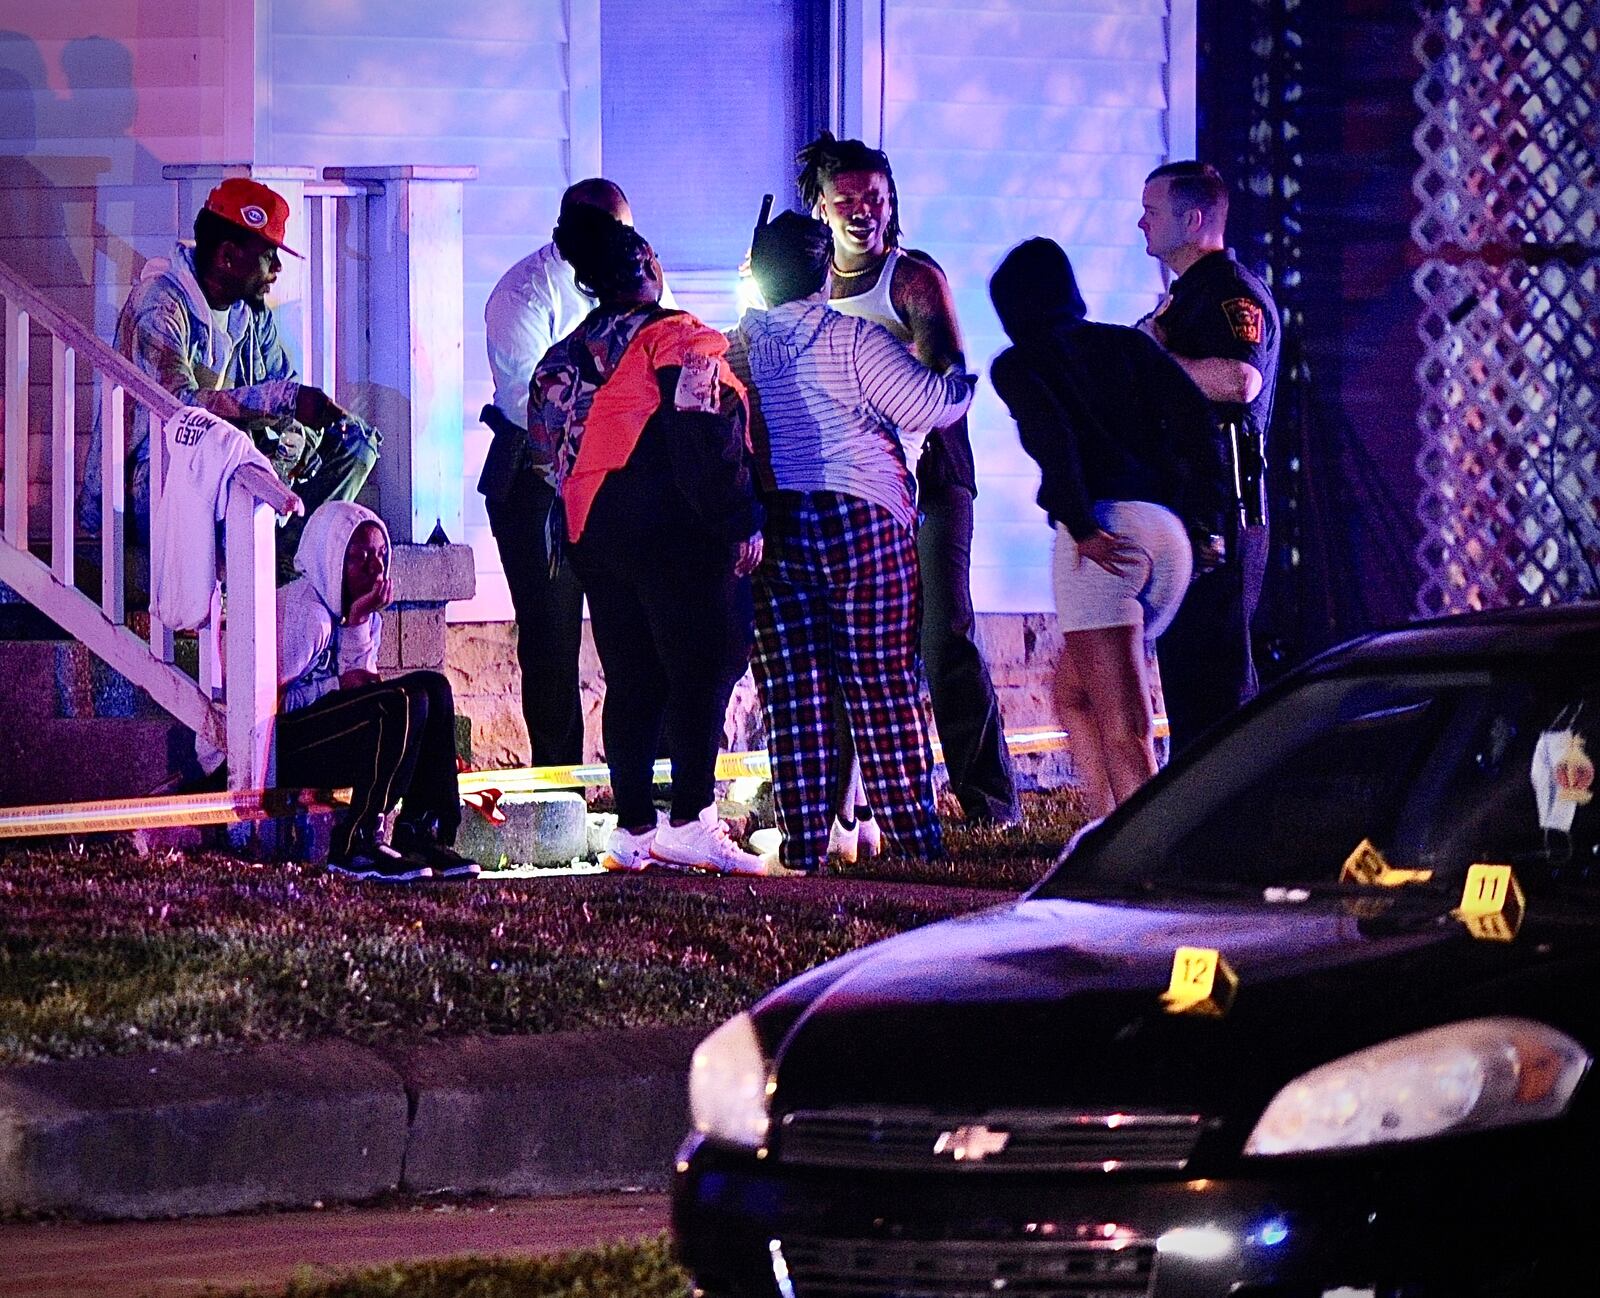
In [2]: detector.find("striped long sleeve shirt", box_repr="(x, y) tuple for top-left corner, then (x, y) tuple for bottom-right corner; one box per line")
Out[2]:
(727, 298), (975, 530)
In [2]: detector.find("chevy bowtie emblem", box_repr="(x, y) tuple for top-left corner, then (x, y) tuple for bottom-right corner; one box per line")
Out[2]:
(933, 1125), (1010, 1162)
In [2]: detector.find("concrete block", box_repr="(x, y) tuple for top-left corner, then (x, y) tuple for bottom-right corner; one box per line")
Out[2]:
(376, 612), (400, 670)
(444, 624), (524, 765)
(443, 613), (1070, 787)
(0, 717), (188, 806)
(1, 640), (61, 724)
(391, 1027), (703, 1196)
(586, 811), (618, 857)
(455, 791), (587, 867)
(974, 613), (1027, 668)
(984, 614), (1063, 688)
(390, 542), (475, 604)
(398, 606), (448, 669)
(52, 642), (95, 719)
(0, 1042), (408, 1218)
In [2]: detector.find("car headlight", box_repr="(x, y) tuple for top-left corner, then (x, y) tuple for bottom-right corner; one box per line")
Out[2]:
(1245, 1017), (1588, 1157)
(689, 1011), (773, 1149)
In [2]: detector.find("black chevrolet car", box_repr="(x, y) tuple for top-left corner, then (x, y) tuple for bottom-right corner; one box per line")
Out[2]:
(673, 605), (1600, 1297)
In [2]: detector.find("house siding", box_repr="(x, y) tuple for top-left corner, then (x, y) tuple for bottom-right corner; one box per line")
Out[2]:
(3, 0), (1189, 611)
(255, 0), (572, 622)
(882, 0), (1182, 611)
(1, 0), (240, 534)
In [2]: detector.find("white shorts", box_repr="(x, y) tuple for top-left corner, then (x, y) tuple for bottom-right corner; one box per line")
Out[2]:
(1052, 501), (1193, 640)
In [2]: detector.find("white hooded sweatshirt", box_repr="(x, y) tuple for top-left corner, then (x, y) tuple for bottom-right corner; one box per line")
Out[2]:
(277, 501), (386, 714)
(149, 405), (274, 631)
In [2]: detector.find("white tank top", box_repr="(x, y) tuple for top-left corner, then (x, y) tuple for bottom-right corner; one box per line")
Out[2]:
(824, 247), (932, 475)
(830, 247), (910, 343)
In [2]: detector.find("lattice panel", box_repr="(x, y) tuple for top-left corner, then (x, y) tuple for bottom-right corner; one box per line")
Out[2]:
(1411, 0), (1600, 615)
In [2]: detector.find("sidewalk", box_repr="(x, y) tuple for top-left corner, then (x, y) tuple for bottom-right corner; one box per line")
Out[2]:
(0, 1191), (669, 1298)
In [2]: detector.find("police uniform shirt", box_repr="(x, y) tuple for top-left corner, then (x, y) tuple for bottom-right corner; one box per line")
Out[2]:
(1152, 249), (1280, 446)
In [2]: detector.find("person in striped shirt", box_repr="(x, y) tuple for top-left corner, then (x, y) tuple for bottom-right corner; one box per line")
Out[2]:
(798, 132), (1022, 855)
(728, 210), (977, 874)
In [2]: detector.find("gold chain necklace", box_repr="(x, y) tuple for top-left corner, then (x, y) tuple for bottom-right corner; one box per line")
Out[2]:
(831, 254), (886, 280)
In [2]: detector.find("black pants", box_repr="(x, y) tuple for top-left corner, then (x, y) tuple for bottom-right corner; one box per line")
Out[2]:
(568, 487), (753, 831)
(485, 470), (586, 766)
(1158, 521), (1268, 753)
(917, 481), (1020, 823)
(277, 671), (462, 855)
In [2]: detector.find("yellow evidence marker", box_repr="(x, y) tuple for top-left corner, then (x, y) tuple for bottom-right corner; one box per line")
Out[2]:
(1339, 839), (1434, 888)
(1162, 946), (1238, 1017)
(1452, 863), (1525, 942)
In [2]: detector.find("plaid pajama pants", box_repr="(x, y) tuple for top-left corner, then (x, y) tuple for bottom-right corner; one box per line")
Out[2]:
(753, 492), (943, 872)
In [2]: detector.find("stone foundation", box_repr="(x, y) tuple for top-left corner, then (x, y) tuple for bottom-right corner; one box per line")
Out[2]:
(445, 613), (1072, 789)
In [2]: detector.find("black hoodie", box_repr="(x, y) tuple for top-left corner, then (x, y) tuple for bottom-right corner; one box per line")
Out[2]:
(989, 238), (1229, 544)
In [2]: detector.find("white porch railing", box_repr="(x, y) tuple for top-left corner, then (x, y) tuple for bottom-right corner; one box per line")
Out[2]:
(0, 162), (473, 805)
(0, 254), (297, 794)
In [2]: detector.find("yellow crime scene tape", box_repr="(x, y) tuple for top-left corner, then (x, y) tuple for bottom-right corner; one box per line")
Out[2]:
(455, 723), (1162, 796)
(0, 788), (345, 840)
(0, 720), (1165, 840)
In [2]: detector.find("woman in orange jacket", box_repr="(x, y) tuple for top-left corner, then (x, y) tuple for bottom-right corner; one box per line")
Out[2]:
(530, 208), (773, 876)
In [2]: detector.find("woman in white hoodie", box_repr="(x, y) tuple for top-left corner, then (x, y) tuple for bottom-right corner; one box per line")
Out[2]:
(275, 501), (480, 882)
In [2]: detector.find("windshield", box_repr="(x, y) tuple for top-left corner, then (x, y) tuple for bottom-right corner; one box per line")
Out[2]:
(1039, 666), (1599, 900)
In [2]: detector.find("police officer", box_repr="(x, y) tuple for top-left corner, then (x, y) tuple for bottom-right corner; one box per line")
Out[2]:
(1137, 161), (1280, 751)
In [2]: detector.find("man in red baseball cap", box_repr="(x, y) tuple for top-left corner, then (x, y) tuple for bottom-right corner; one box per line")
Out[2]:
(204, 177), (303, 259)
(82, 176), (380, 576)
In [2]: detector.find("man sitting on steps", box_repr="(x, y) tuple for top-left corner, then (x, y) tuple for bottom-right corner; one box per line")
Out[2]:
(81, 178), (380, 579)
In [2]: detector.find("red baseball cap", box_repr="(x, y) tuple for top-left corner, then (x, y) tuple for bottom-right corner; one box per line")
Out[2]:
(203, 177), (302, 258)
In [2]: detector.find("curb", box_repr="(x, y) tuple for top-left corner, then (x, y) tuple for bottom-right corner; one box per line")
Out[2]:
(0, 1027), (704, 1219)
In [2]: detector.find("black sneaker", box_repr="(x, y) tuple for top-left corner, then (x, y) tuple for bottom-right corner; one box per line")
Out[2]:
(327, 841), (433, 883)
(391, 823), (483, 879)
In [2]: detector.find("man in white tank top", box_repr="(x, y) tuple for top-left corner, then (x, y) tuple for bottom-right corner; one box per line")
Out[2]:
(798, 133), (1020, 840)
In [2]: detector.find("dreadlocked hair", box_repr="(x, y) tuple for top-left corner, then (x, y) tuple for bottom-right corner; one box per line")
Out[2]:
(795, 130), (904, 249)
(552, 206), (651, 300)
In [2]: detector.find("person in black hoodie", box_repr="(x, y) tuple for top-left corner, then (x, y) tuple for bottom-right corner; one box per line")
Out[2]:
(529, 210), (770, 875)
(989, 237), (1229, 818)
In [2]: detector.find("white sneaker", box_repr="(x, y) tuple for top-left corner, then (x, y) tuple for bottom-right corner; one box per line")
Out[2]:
(827, 816), (859, 863)
(857, 812), (883, 859)
(652, 806), (770, 876)
(748, 827), (783, 857)
(600, 822), (657, 873)
(747, 827), (784, 873)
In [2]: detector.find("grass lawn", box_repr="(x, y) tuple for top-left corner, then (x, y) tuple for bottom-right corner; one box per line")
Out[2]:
(0, 790), (1083, 1066)
(226, 1236), (687, 1298)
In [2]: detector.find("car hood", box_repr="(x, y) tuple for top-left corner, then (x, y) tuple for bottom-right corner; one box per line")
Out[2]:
(762, 894), (1593, 1123)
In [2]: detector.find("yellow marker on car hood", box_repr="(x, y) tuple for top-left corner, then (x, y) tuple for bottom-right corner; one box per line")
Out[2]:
(1339, 838), (1434, 887)
(1162, 946), (1237, 1017)
(1453, 863), (1525, 942)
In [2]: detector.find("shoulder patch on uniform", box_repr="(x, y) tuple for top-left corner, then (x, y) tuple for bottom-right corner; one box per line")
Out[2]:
(1222, 297), (1264, 345)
